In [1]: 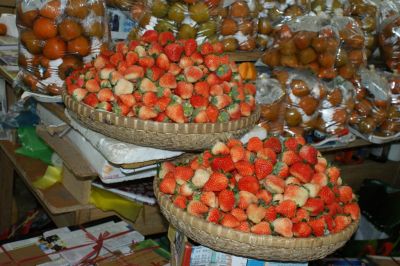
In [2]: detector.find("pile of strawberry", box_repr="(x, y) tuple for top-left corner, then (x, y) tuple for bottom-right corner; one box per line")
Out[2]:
(158, 136), (360, 238)
(65, 30), (256, 123)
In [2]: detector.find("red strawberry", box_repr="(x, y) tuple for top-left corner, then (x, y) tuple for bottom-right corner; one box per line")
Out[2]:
(308, 217), (326, 236)
(264, 175), (285, 194)
(206, 208), (221, 223)
(204, 54), (220, 71)
(284, 185), (309, 207)
(254, 158), (273, 179)
(138, 56), (155, 68)
(159, 177), (176, 194)
(96, 102), (112, 112)
(85, 79), (100, 93)
(178, 56), (193, 69)
(292, 208), (310, 223)
(146, 66), (164, 82)
(235, 160), (254, 176)
(273, 218), (293, 237)
(315, 156), (328, 173)
(184, 66), (203, 82)
(211, 156), (235, 173)
(184, 39), (197, 56)
(289, 162), (314, 183)
(168, 63), (182, 75)
(83, 93), (99, 107)
(218, 189), (235, 212)
(285, 177), (301, 186)
(191, 169), (211, 188)
(230, 145), (245, 163)
(173, 195), (187, 209)
(281, 150), (301, 166)
(257, 190), (272, 205)
(332, 215), (351, 233)
(200, 42), (214, 55)
(220, 213), (240, 228)
(231, 208), (247, 222)
(323, 214), (335, 232)
(311, 172), (328, 187)
(148, 42), (163, 56)
(115, 42), (128, 54)
(318, 186), (336, 205)
(190, 95), (209, 108)
(159, 72), (177, 89)
(250, 221), (271, 235)
(155, 96), (171, 112)
(212, 42), (224, 54)
(257, 148), (277, 164)
(206, 73), (221, 87)
(227, 103), (241, 120)
(124, 65), (144, 81)
(137, 105), (158, 120)
(216, 64), (232, 81)
(237, 191), (257, 209)
(326, 166), (341, 184)
(239, 102), (251, 116)
(247, 203), (267, 224)
(203, 172), (229, 192)
(110, 52), (124, 67)
(93, 55), (107, 69)
(244, 83), (257, 95)
(194, 81), (210, 97)
(179, 182), (195, 197)
(187, 200), (209, 217)
(303, 198), (325, 216)
(123, 51), (138, 67)
(156, 53), (170, 71)
(247, 137), (264, 152)
(211, 141), (230, 155)
(158, 31), (175, 46)
(210, 84), (224, 96)
(293, 222), (312, 237)
(164, 43), (184, 62)
(142, 91), (157, 107)
(141, 30), (158, 43)
(159, 162), (175, 179)
(200, 191), (218, 208)
(175, 82), (193, 99)
(299, 145), (318, 165)
(139, 78), (157, 92)
(227, 138), (242, 148)
(343, 203), (360, 220)
(273, 162), (289, 178)
(237, 176), (259, 195)
(175, 166), (194, 184)
(284, 137), (301, 151)
(190, 51), (203, 65)
(326, 202), (343, 217)
(205, 105), (219, 122)
(165, 103), (185, 123)
(338, 186), (353, 203)
(211, 95), (232, 110)
(97, 88), (114, 102)
(276, 199), (297, 218)
(263, 137), (282, 153)
(128, 40), (140, 51)
(265, 206), (277, 222)
(119, 94), (136, 108)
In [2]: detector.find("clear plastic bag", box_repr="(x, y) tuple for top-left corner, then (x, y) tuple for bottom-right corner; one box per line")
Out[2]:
(259, 0), (309, 21)
(310, 0), (346, 16)
(379, 71), (400, 136)
(16, 0), (110, 95)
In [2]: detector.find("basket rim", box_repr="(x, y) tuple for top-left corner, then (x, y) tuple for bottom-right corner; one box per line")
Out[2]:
(63, 92), (261, 134)
(153, 177), (359, 249)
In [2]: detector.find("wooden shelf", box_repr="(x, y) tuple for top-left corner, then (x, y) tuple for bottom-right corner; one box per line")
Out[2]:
(318, 138), (372, 153)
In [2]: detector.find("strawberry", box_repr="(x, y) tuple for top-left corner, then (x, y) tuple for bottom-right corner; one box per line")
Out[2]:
(175, 82), (193, 99)
(227, 103), (241, 120)
(159, 72), (177, 89)
(216, 64), (232, 81)
(326, 202), (343, 217)
(173, 195), (187, 209)
(211, 156), (235, 173)
(314, 156), (328, 173)
(165, 103), (185, 123)
(273, 162), (289, 178)
(158, 162), (175, 179)
(206, 208), (221, 223)
(303, 183), (321, 197)
(110, 52), (124, 67)
(235, 160), (255, 176)
(276, 199), (297, 218)
(190, 51), (204, 65)
(184, 66), (203, 82)
(251, 222), (272, 235)
(284, 137), (301, 151)
(292, 208), (310, 223)
(200, 191), (218, 208)
(210, 84), (224, 96)
(285, 177), (301, 186)
(211, 141), (230, 155)
(206, 73), (221, 86)
(187, 200), (209, 217)
(96, 102), (112, 112)
(164, 43), (184, 62)
(194, 81), (210, 98)
(264, 175), (285, 194)
(311, 172), (328, 187)
(175, 166), (194, 184)
(303, 198), (325, 216)
(141, 30), (158, 43)
(179, 56), (194, 70)
(237, 190), (257, 209)
(211, 95), (232, 110)
(318, 186), (336, 205)
(94, 55), (107, 70)
(110, 71), (125, 87)
(238, 176), (259, 195)
(119, 94), (136, 108)
(332, 215), (351, 233)
(338, 186), (353, 203)
(124, 65), (145, 81)
(212, 42), (224, 54)
(134, 45), (147, 57)
(308, 217), (326, 236)
(204, 54), (220, 71)
(343, 203), (360, 220)
(128, 40), (139, 51)
(155, 96), (171, 112)
(247, 137), (264, 152)
(125, 51), (139, 66)
(273, 218), (293, 237)
(148, 42), (163, 56)
(265, 206), (277, 222)
(190, 95), (209, 108)
(205, 105), (219, 123)
(264, 136), (282, 153)
(159, 176), (176, 194)
(99, 67), (115, 80)
(157, 31), (175, 46)
(293, 222), (312, 237)
(299, 145), (318, 165)
(257, 190), (272, 205)
(220, 213), (240, 228)
(192, 169), (211, 188)
(137, 105), (158, 120)
(323, 214), (335, 232)
(247, 203), (267, 224)
(281, 150), (301, 166)
(97, 88), (114, 102)
(231, 208), (247, 222)
(200, 42), (214, 55)
(203, 172), (229, 192)
(139, 78), (157, 92)
(142, 91), (158, 107)
(257, 148), (277, 164)
(146, 66), (164, 82)
(83, 93), (99, 107)
(179, 182), (195, 197)
(239, 102), (252, 116)
(156, 53), (170, 71)
(326, 166), (341, 184)
(218, 189), (235, 212)
(254, 158), (273, 179)
(85, 79), (100, 92)
(115, 42), (128, 54)
(184, 39), (197, 56)
(230, 145), (245, 163)
(244, 83), (257, 95)
(284, 185), (309, 207)
(168, 63), (182, 76)
(289, 162), (314, 183)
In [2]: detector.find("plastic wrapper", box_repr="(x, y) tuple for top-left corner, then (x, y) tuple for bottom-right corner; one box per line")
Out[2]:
(261, 16), (341, 80)
(377, 0), (400, 72)
(350, 66), (391, 138)
(256, 73), (286, 134)
(310, 0), (346, 16)
(380, 71), (400, 136)
(344, 0), (378, 59)
(130, 0), (221, 44)
(315, 76), (354, 135)
(16, 0), (109, 95)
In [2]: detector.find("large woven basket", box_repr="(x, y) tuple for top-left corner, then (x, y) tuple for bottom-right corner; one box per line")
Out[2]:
(63, 93), (260, 151)
(154, 178), (359, 262)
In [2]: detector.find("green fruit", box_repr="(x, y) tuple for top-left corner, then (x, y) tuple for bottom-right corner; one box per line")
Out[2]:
(198, 21), (217, 37)
(178, 24), (197, 39)
(168, 2), (186, 23)
(189, 2), (209, 23)
(154, 19), (176, 32)
(151, 0), (169, 18)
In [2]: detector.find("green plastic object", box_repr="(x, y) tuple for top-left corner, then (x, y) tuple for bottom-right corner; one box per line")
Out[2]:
(15, 127), (53, 165)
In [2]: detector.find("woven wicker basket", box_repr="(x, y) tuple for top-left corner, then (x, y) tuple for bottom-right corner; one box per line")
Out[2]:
(63, 93), (260, 151)
(154, 178), (359, 262)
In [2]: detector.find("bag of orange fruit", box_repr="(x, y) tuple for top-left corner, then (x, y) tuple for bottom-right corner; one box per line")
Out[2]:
(16, 0), (110, 96)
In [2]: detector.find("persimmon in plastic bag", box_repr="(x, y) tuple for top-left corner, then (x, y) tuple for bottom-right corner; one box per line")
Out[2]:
(380, 71), (400, 136)
(16, 0), (110, 95)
